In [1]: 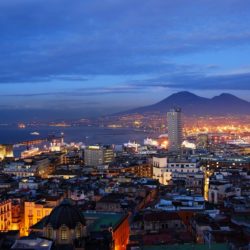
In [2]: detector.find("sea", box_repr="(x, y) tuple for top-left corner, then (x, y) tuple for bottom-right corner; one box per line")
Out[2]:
(0, 125), (156, 146)
(0, 125), (159, 157)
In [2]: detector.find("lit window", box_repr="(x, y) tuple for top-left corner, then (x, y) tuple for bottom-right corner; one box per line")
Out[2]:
(61, 227), (68, 240)
(76, 226), (81, 238)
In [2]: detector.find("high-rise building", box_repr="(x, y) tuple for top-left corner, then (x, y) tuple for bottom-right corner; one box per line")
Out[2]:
(167, 108), (183, 151)
(84, 145), (114, 167)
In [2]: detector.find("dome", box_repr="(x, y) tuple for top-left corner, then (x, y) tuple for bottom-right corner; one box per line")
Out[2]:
(44, 199), (85, 229)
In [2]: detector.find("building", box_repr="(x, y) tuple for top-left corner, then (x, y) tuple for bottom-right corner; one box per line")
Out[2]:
(43, 199), (86, 249)
(152, 156), (202, 188)
(84, 145), (114, 167)
(11, 238), (53, 250)
(0, 200), (12, 232)
(131, 211), (185, 234)
(167, 108), (183, 151)
(23, 196), (63, 236)
(0, 144), (13, 161)
(3, 162), (36, 178)
(155, 195), (205, 211)
(85, 211), (129, 250)
(152, 156), (168, 185)
(209, 181), (241, 204)
(121, 164), (153, 178)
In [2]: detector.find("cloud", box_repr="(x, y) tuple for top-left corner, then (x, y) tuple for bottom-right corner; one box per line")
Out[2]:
(0, 85), (146, 97)
(132, 71), (250, 91)
(0, 0), (250, 84)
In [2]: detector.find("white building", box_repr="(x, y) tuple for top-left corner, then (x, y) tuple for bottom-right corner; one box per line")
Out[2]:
(152, 156), (168, 185)
(155, 195), (205, 211)
(3, 162), (36, 177)
(152, 156), (201, 186)
(209, 182), (241, 204)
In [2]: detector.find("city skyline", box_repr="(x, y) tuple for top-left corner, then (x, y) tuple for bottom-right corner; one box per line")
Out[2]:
(1, 2), (250, 249)
(1, 0), (250, 120)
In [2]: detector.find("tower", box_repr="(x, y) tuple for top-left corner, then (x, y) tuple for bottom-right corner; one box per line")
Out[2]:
(167, 108), (183, 151)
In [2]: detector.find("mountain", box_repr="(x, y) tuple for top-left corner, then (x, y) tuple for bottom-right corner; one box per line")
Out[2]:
(119, 91), (250, 115)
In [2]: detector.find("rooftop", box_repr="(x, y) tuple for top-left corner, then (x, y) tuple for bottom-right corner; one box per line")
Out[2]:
(84, 211), (128, 232)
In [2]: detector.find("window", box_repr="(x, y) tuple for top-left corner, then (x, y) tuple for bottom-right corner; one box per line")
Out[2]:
(47, 227), (53, 239)
(76, 226), (82, 238)
(61, 227), (68, 240)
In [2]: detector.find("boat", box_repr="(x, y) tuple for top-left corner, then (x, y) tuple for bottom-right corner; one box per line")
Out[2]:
(30, 132), (40, 136)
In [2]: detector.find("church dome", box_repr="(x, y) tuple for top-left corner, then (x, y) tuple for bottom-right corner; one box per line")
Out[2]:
(44, 199), (85, 229)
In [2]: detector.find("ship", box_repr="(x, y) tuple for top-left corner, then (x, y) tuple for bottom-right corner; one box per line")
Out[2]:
(30, 132), (40, 136)
(18, 123), (26, 129)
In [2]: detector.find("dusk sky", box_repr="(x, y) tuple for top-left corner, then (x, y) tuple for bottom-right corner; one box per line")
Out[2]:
(1, 0), (250, 119)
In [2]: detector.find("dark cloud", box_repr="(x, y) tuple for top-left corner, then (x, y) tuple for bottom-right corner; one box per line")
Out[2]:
(133, 72), (250, 91)
(0, 0), (250, 83)
(0, 85), (146, 97)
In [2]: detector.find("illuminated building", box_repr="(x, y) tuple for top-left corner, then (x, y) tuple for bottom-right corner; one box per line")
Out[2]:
(182, 140), (196, 149)
(23, 197), (62, 236)
(152, 157), (202, 186)
(21, 147), (41, 159)
(167, 108), (183, 151)
(196, 134), (208, 149)
(144, 135), (169, 149)
(203, 157), (250, 170)
(121, 164), (153, 178)
(84, 145), (114, 167)
(144, 138), (159, 147)
(85, 211), (129, 250)
(152, 156), (168, 185)
(43, 199), (86, 248)
(11, 199), (22, 232)
(0, 144), (14, 161)
(103, 146), (114, 164)
(0, 200), (12, 232)
(123, 141), (140, 152)
(3, 162), (36, 177)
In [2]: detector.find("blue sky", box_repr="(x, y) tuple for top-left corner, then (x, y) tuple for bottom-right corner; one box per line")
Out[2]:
(1, 0), (250, 118)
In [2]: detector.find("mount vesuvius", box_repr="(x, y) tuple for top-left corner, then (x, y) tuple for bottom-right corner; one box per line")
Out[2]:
(119, 92), (250, 116)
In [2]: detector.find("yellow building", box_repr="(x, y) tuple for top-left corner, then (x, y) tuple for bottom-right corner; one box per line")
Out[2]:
(23, 197), (62, 236)
(0, 144), (14, 161)
(0, 200), (12, 231)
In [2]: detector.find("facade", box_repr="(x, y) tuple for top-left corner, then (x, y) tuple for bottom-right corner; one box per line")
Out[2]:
(131, 211), (185, 234)
(84, 145), (114, 167)
(152, 157), (202, 188)
(23, 197), (63, 236)
(152, 156), (168, 185)
(43, 199), (86, 249)
(208, 182), (241, 204)
(0, 144), (13, 160)
(3, 162), (36, 177)
(0, 199), (12, 232)
(167, 108), (183, 151)
(121, 164), (153, 178)
(11, 199), (22, 231)
(155, 195), (205, 211)
(85, 212), (129, 250)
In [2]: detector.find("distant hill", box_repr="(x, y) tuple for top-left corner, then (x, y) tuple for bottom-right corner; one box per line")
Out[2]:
(118, 91), (250, 115)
